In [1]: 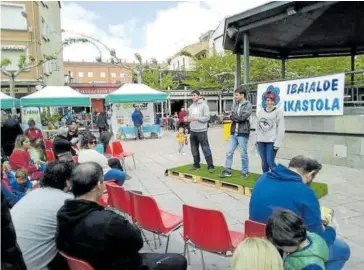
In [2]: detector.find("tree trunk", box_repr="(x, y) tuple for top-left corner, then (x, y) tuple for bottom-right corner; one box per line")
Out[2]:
(9, 74), (17, 114)
(136, 71), (142, 84)
(9, 73), (15, 97)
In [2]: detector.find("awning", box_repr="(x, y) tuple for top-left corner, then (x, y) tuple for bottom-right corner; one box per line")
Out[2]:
(20, 86), (91, 107)
(0, 91), (20, 108)
(106, 83), (167, 104)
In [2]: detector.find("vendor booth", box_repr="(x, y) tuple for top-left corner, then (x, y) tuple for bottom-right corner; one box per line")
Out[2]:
(0, 92), (20, 109)
(20, 86), (92, 138)
(106, 83), (167, 139)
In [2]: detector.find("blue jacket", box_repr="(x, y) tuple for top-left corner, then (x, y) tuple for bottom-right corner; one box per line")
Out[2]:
(131, 111), (143, 126)
(8, 171), (32, 194)
(249, 164), (336, 246)
(1, 184), (23, 208)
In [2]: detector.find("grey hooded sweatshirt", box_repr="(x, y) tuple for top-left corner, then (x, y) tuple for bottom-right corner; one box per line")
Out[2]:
(188, 99), (210, 132)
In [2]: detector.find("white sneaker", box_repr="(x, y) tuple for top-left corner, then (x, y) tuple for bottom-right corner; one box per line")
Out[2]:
(182, 153), (187, 156)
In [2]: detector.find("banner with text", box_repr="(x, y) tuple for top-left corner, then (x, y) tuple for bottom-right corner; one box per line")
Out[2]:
(111, 102), (155, 134)
(21, 107), (42, 130)
(256, 73), (345, 116)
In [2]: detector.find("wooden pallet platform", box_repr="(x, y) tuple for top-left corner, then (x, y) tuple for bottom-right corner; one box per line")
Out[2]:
(166, 169), (249, 196)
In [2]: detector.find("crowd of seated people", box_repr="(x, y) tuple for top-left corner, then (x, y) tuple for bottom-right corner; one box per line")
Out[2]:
(0, 115), (352, 270)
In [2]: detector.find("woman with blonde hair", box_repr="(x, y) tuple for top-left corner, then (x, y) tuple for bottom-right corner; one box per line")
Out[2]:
(232, 237), (283, 270)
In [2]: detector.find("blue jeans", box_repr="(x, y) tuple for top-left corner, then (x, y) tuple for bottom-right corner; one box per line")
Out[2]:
(104, 169), (126, 186)
(225, 135), (249, 174)
(326, 238), (351, 270)
(257, 142), (277, 173)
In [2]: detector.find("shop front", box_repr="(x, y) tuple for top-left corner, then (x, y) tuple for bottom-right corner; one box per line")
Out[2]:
(70, 83), (120, 112)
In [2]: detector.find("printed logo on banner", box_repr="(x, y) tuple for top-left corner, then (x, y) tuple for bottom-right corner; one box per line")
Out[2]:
(256, 73), (345, 116)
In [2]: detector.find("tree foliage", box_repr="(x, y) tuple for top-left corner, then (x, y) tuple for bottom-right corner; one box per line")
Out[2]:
(141, 70), (176, 90)
(181, 51), (364, 89)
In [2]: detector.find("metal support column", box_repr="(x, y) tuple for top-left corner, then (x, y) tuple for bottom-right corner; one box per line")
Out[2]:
(161, 101), (164, 118)
(168, 98), (171, 115)
(281, 59), (286, 79)
(218, 94), (222, 115)
(234, 53), (241, 89)
(243, 32), (249, 84)
(351, 53), (355, 86)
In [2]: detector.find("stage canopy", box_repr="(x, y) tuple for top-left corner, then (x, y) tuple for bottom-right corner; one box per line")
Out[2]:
(223, 1), (364, 59)
(0, 92), (20, 109)
(106, 83), (168, 104)
(20, 86), (91, 107)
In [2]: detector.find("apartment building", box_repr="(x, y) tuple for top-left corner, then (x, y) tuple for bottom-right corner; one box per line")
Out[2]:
(64, 61), (133, 112)
(0, 1), (64, 98)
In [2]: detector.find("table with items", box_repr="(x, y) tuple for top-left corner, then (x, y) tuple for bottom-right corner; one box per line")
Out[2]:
(120, 125), (161, 139)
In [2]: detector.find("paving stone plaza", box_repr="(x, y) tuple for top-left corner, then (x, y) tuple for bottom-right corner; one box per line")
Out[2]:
(120, 127), (364, 270)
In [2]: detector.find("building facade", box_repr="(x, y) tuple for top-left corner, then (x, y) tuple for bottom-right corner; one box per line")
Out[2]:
(0, 1), (63, 98)
(64, 61), (133, 112)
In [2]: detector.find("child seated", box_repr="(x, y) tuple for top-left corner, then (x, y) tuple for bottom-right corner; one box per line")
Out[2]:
(266, 210), (329, 270)
(9, 168), (32, 195)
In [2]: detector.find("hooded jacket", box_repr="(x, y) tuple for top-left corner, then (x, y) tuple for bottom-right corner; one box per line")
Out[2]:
(188, 99), (210, 132)
(56, 199), (144, 270)
(249, 164), (336, 246)
(284, 232), (329, 270)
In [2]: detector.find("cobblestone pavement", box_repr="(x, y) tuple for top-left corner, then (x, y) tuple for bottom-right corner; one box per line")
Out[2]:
(119, 127), (364, 270)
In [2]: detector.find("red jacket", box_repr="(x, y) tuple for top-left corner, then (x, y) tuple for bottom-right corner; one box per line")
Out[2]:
(24, 128), (43, 141)
(9, 150), (37, 173)
(178, 111), (187, 123)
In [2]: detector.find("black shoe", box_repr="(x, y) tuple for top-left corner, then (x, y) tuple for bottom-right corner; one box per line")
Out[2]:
(208, 167), (215, 173)
(189, 166), (200, 171)
(219, 170), (232, 178)
(241, 173), (249, 179)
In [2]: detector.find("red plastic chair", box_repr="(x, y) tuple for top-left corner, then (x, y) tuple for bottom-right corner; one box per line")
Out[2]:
(105, 182), (132, 217)
(72, 156), (79, 163)
(44, 139), (53, 149)
(183, 204), (245, 269)
(129, 192), (183, 252)
(45, 149), (56, 162)
(97, 193), (109, 207)
(60, 252), (94, 270)
(244, 220), (266, 238)
(111, 141), (136, 169)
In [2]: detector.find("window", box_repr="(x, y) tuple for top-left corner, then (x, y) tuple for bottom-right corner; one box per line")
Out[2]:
(0, 45), (28, 71)
(100, 72), (106, 78)
(88, 72), (93, 77)
(120, 73), (125, 82)
(111, 72), (116, 78)
(51, 60), (59, 72)
(41, 17), (49, 40)
(78, 72), (84, 77)
(0, 3), (27, 30)
(43, 62), (51, 75)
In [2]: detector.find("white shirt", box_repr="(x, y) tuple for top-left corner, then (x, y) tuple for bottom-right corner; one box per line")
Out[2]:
(78, 149), (111, 173)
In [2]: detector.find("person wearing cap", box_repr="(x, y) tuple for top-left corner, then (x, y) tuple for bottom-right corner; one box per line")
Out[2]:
(255, 90), (285, 173)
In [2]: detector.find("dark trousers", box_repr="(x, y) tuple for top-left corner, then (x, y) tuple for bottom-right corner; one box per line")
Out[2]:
(257, 142), (278, 173)
(140, 253), (187, 270)
(190, 131), (214, 169)
(99, 127), (107, 134)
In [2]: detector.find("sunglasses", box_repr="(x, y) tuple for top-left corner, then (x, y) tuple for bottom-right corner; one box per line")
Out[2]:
(88, 141), (97, 145)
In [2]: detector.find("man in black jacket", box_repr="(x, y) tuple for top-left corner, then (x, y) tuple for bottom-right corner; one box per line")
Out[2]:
(56, 162), (187, 270)
(219, 87), (252, 179)
(1, 191), (27, 270)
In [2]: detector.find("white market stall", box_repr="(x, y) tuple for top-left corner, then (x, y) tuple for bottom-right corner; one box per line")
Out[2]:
(106, 83), (167, 139)
(0, 92), (20, 109)
(20, 86), (92, 137)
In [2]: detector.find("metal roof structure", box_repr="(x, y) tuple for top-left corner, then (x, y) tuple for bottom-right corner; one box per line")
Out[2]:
(223, 1), (364, 59)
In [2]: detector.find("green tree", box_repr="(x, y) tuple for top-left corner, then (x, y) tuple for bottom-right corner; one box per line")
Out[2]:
(142, 70), (176, 90)
(182, 51), (236, 89)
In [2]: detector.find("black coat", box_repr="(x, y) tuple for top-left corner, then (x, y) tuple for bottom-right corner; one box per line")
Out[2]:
(1, 191), (27, 270)
(56, 199), (144, 270)
(1, 119), (23, 156)
(230, 101), (253, 136)
(53, 135), (76, 156)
